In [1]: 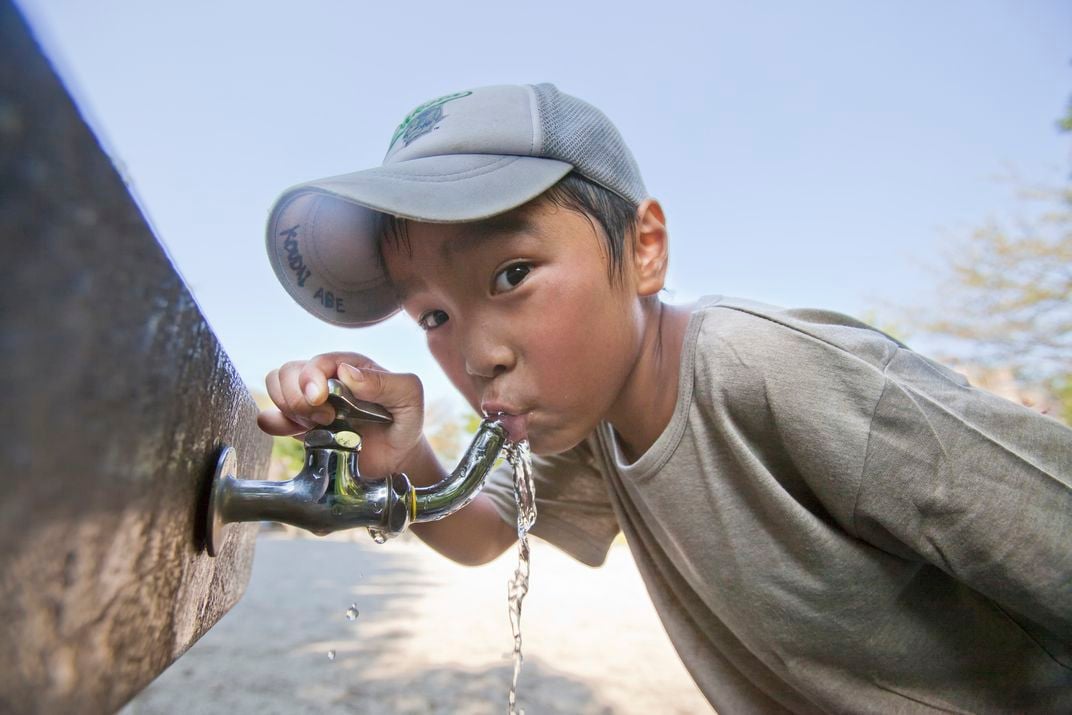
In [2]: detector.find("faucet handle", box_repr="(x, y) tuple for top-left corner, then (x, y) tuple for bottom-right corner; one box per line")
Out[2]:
(326, 378), (393, 426)
(304, 379), (392, 451)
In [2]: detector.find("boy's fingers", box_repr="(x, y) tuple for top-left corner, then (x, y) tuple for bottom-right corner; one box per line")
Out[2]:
(267, 354), (397, 429)
(278, 361), (319, 417)
(265, 368), (287, 412)
(257, 408), (313, 436)
(310, 352), (386, 373)
(297, 361), (331, 405)
(266, 367), (326, 426)
(338, 364), (424, 415)
(284, 353), (385, 407)
(301, 353), (386, 402)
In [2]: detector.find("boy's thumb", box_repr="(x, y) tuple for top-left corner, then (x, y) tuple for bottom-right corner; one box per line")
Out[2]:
(338, 363), (423, 415)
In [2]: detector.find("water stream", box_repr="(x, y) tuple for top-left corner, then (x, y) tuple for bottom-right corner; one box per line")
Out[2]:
(505, 440), (536, 715)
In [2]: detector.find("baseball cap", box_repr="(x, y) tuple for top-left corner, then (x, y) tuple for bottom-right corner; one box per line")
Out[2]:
(265, 82), (647, 327)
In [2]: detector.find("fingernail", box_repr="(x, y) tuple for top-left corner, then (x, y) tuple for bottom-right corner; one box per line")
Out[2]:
(341, 364), (364, 381)
(304, 382), (320, 403)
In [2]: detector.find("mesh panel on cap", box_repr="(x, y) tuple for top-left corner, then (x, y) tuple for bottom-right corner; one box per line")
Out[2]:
(532, 83), (647, 205)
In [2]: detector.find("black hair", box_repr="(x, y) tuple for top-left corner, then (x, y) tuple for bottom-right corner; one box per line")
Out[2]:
(539, 172), (640, 283)
(374, 171), (640, 283)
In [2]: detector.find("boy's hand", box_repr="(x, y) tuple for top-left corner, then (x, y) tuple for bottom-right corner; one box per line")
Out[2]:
(257, 352), (429, 479)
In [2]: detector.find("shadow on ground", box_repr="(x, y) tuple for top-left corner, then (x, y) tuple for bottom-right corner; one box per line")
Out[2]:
(121, 532), (613, 715)
(337, 660), (614, 715)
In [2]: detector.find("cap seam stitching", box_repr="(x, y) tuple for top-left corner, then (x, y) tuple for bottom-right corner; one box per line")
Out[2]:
(381, 154), (515, 177)
(525, 84), (540, 155)
(370, 156), (565, 182)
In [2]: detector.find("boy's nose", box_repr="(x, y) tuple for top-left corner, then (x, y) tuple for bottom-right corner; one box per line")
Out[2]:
(462, 333), (515, 379)
(464, 353), (511, 379)
(466, 361), (507, 379)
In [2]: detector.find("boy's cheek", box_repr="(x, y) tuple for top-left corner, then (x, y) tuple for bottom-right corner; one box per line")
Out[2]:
(429, 345), (480, 409)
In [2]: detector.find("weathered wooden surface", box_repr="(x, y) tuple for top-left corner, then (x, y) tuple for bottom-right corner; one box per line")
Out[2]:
(0, 3), (269, 713)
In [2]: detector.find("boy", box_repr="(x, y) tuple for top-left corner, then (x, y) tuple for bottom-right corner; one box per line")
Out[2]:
(258, 83), (1072, 712)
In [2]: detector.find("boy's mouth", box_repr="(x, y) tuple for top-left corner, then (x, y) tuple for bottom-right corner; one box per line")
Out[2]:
(481, 404), (529, 443)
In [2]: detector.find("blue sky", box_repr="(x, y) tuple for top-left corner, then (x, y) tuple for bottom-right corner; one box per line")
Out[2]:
(20, 0), (1071, 410)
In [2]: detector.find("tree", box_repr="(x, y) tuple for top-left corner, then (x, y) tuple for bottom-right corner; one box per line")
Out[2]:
(923, 188), (1070, 369)
(905, 185), (1071, 423)
(894, 96), (1072, 423)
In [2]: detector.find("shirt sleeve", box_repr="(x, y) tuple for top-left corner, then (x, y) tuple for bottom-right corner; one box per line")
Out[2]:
(853, 345), (1072, 642)
(706, 303), (1072, 644)
(480, 437), (620, 567)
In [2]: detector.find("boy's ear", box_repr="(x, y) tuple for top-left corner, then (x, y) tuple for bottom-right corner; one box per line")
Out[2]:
(631, 199), (669, 297)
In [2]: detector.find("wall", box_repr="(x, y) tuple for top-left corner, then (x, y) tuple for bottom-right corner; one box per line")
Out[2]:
(0, 2), (269, 712)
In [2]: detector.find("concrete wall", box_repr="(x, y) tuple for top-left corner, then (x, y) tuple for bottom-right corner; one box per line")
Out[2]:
(0, 2), (270, 712)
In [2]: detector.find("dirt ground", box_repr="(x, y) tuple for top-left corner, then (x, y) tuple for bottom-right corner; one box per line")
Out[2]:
(120, 529), (714, 714)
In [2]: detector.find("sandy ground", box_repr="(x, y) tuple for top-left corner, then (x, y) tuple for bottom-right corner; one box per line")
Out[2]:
(120, 529), (714, 715)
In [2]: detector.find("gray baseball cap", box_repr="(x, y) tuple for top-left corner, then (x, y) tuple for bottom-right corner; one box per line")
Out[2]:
(266, 82), (647, 326)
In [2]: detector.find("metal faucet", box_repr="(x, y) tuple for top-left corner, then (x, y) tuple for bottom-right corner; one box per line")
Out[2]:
(204, 378), (507, 556)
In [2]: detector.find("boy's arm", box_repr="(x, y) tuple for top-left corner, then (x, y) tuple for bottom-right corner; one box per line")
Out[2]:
(413, 495), (518, 566)
(704, 308), (1072, 641)
(850, 348), (1072, 640)
(410, 435), (621, 568)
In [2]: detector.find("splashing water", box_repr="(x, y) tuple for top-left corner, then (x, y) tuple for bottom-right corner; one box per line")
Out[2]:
(327, 649), (336, 661)
(505, 439), (536, 715)
(345, 604), (359, 621)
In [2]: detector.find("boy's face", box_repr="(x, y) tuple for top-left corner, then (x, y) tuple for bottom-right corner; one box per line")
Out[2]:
(381, 200), (648, 455)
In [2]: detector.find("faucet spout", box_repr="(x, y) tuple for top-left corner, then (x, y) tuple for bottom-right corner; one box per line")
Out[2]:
(413, 419), (508, 523)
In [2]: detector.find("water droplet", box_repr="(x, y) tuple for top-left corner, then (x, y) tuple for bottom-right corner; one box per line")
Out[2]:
(327, 649), (336, 661)
(345, 604), (359, 621)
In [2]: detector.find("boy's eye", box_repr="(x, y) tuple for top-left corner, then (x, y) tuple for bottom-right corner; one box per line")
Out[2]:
(492, 263), (532, 294)
(418, 309), (449, 331)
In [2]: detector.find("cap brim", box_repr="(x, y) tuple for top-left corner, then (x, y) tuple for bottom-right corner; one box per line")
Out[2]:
(266, 154), (572, 327)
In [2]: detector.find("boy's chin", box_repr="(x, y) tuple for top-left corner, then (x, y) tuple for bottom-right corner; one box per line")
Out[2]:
(525, 427), (587, 458)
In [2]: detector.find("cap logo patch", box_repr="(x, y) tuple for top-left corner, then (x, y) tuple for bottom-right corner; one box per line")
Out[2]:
(388, 90), (472, 151)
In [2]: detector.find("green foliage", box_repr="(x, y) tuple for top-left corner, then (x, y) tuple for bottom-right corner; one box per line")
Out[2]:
(272, 435), (305, 476)
(249, 387), (308, 476)
(1046, 374), (1072, 424)
(464, 412), (484, 434)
